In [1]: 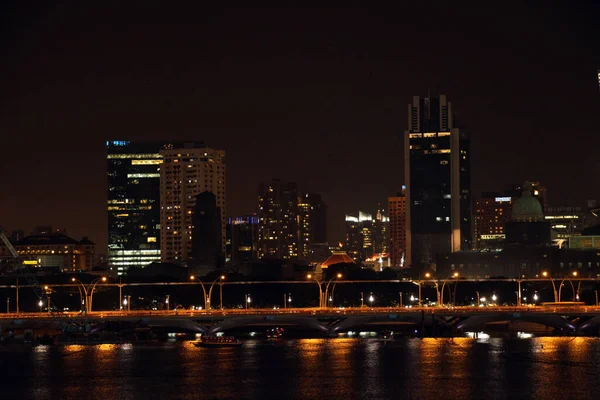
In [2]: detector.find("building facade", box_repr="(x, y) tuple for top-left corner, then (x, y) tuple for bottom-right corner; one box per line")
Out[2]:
(344, 211), (373, 263)
(404, 94), (472, 269)
(190, 192), (224, 273)
(257, 179), (299, 259)
(388, 193), (407, 268)
(160, 143), (226, 263)
(373, 206), (390, 254)
(107, 141), (164, 276)
(15, 233), (95, 272)
(474, 194), (513, 249)
(227, 215), (259, 262)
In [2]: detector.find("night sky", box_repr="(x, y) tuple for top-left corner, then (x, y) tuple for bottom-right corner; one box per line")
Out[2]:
(1, 2), (599, 253)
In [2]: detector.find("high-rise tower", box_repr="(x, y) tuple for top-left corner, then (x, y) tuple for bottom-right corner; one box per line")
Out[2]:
(257, 179), (299, 259)
(404, 95), (471, 269)
(106, 141), (164, 276)
(160, 142), (226, 263)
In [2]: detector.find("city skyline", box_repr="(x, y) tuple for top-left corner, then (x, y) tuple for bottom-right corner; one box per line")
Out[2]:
(2, 3), (600, 254)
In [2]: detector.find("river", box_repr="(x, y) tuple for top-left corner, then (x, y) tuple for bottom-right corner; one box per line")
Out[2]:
(1, 337), (599, 399)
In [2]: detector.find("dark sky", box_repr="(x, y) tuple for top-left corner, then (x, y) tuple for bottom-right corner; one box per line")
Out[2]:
(1, 2), (599, 253)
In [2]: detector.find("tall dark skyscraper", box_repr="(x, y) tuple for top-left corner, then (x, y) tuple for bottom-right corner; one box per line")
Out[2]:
(404, 95), (471, 269)
(107, 141), (164, 276)
(305, 193), (328, 244)
(257, 179), (299, 259)
(345, 211), (373, 262)
(227, 215), (259, 262)
(191, 191), (223, 274)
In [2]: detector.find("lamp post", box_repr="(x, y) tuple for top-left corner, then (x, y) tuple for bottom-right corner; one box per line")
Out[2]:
(492, 293), (497, 305)
(595, 290), (599, 306)
(399, 292), (403, 308)
(245, 294), (251, 309)
(324, 273), (342, 309)
(15, 278), (19, 314)
(71, 277), (107, 313)
(476, 291), (480, 306)
(189, 276), (209, 310)
(558, 272), (578, 302)
(207, 275), (226, 310)
(6, 297), (9, 313)
(361, 292), (364, 308)
(166, 295), (170, 311)
(122, 295), (131, 312)
(542, 271), (559, 302)
(369, 294), (374, 308)
(439, 272), (459, 307)
(307, 274), (324, 308)
(38, 299), (43, 313)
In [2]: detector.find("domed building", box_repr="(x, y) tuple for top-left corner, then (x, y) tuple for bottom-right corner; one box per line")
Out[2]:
(511, 183), (544, 222)
(505, 182), (552, 245)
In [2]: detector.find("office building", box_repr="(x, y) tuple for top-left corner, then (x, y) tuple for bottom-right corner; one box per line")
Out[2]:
(160, 142), (226, 263)
(305, 193), (327, 244)
(373, 206), (390, 254)
(190, 192), (223, 273)
(404, 94), (471, 268)
(474, 194), (513, 249)
(15, 233), (95, 272)
(228, 215), (259, 261)
(257, 179), (299, 259)
(107, 141), (164, 276)
(388, 193), (407, 268)
(345, 211), (373, 262)
(544, 206), (585, 241)
(297, 193), (328, 260)
(298, 196), (311, 260)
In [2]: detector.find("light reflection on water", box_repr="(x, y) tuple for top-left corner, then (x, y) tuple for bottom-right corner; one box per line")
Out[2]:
(1, 337), (599, 400)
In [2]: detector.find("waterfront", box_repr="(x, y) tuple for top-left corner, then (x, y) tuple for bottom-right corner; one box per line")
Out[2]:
(1, 337), (600, 399)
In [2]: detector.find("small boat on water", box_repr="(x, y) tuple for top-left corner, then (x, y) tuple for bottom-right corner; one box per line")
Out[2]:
(194, 336), (242, 348)
(266, 327), (284, 340)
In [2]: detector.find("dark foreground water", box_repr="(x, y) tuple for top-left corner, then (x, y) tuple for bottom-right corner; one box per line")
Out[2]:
(1, 337), (600, 399)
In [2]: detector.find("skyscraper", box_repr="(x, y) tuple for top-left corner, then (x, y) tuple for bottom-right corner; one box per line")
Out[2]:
(190, 192), (223, 273)
(388, 193), (407, 268)
(257, 179), (299, 259)
(297, 193), (328, 260)
(373, 206), (390, 254)
(305, 193), (327, 244)
(297, 196), (311, 260)
(474, 193), (513, 250)
(107, 141), (164, 276)
(228, 215), (259, 262)
(344, 211), (373, 262)
(404, 94), (471, 269)
(160, 142), (226, 263)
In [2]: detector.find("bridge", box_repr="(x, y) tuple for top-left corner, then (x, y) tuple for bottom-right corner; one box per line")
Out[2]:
(2, 306), (600, 337)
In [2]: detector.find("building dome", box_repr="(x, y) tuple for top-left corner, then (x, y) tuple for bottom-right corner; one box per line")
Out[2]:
(512, 182), (544, 222)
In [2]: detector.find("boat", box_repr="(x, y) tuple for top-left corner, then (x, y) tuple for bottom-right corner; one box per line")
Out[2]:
(266, 327), (284, 340)
(194, 336), (243, 348)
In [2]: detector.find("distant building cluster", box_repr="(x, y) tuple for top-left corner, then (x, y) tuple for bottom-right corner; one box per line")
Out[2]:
(6, 94), (600, 280)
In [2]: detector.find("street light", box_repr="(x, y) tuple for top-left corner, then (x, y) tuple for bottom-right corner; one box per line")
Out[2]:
(38, 299), (43, 313)
(325, 273), (342, 308)
(541, 271), (559, 302)
(71, 276), (107, 313)
(166, 294), (170, 311)
(190, 276), (209, 310)
(207, 275), (226, 310)
(439, 272), (459, 307)
(369, 294), (374, 307)
(492, 293), (497, 303)
(245, 294), (251, 309)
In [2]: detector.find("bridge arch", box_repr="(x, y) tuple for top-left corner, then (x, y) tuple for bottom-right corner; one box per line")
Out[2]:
(454, 314), (576, 333)
(207, 316), (329, 335)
